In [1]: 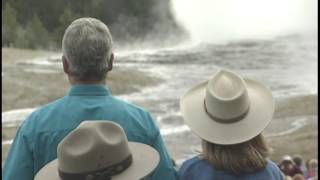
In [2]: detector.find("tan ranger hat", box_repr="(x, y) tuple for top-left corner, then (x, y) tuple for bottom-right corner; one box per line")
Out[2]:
(35, 121), (160, 180)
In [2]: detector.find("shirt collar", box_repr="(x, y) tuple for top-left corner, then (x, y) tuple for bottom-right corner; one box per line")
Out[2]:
(68, 84), (111, 96)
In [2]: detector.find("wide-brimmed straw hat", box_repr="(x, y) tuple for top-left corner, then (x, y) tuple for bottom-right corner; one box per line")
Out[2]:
(180, 69), (274, 145)
(35, 121), (160, 180)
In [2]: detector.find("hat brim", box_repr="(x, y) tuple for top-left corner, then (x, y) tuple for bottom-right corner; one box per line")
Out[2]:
(34, 142), (159, 180)
(180, 78), (275, 145)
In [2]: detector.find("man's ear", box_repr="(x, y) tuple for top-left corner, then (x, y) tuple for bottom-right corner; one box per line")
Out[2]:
(107, 53), (114, 71)
(62, 56), (70, 74)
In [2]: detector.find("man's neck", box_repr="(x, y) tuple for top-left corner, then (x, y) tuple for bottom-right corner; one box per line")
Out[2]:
(69, 77), (106, 85)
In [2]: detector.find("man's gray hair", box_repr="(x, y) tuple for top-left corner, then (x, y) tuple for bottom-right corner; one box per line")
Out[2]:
(62, 17), (113, 81)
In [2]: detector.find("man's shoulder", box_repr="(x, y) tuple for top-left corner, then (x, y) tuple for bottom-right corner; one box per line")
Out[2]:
(34, 97), (66, 114)
(38, 94), (150, 114)
(112, 96), (151, 114)
(21, 97), (66, 127)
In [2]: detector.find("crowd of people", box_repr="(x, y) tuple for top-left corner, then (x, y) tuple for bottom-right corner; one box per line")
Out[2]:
(278, 155), (318, 180)
(2, 17), (318, 180)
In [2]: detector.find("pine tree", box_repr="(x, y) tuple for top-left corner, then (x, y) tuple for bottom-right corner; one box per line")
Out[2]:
(25, 14), (50, 49)
(2, 3), (19, 46)
(52, 8), (79, 48)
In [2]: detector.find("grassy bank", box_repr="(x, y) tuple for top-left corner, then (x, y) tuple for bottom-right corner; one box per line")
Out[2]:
(2, 48), (58, 63)
(268, 120), (318, 162)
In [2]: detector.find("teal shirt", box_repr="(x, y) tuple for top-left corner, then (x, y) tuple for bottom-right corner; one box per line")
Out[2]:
(3, 85), (177, 180)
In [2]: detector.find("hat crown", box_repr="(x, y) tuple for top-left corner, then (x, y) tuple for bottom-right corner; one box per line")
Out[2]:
(282, 155), (293, 161)
(57, 121), (131, 173)
(205, 69), (250, 122)
(211, 70), (244, 99)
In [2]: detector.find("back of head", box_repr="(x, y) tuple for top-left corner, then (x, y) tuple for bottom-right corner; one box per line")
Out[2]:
(309, 159), (318, 169)
(293, 154), (303, 166)
(62, 17), (113, 81)
(292, 174), (305, 180)
(285, 176), (293, 180)
(201, 134), (270, 174)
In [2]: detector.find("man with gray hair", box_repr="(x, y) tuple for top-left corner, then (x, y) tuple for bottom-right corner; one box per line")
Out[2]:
(3, 17), (177, 180)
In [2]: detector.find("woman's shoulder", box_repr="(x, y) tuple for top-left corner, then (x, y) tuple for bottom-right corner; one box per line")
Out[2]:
(179, 155), (214, 180)
(263, 159), (285, 179)
(179, 157), (285, 180)
(180, 155), (209, 169)
(266, 159), (282, 171)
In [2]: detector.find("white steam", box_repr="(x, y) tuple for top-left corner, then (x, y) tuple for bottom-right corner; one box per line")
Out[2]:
(171, 0), (318, 43)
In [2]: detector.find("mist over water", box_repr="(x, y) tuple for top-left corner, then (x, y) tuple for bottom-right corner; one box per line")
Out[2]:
(171, 0), (318, 43)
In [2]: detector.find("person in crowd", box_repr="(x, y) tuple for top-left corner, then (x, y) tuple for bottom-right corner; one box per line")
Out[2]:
(286, 176), (293, 180)
(306, 159), (318, 180)
(279, 155), (303, 177)
(178, 69), (284, 180)
(3, 17), (177, 180)
(293, 154), (308, 177)
(292, 174), (306, 180)
(34, 121), (160, 180)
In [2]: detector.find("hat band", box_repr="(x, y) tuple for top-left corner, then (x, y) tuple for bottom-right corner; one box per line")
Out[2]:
(58, 154), (133, 180)
(203, 100), (249, 124)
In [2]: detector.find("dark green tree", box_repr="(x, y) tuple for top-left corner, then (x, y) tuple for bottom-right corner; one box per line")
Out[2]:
(24, 14), (50, 49)
(52, 7), (79, 46)
(13, 26), (28, 48)
(2, 0), (186, 49)
(2, 3), (19, 46)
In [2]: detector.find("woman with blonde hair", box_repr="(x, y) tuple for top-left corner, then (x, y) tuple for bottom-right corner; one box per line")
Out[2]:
(179, 69), (285, 180)
(306, 159), (318, 179)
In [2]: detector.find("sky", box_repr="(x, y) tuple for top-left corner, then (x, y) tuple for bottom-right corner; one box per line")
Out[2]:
(171, 0), (318, 43)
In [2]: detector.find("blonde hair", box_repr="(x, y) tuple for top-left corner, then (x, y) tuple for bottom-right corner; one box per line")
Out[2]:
(292, 174), (305, 180)
(285, 176), (293, 180)
(201, 134), (270, 174)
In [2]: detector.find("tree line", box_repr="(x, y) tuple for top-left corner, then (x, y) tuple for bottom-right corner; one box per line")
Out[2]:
(2, 0), (185, 50)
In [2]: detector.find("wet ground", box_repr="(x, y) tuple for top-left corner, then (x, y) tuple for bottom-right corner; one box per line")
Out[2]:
(2, 33), (318, 165)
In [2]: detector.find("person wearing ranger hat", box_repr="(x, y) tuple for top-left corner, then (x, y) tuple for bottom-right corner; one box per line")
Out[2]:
(178, 69), (285, 180)
(3, 17), (177, 180)
(35, 121), (160, 180)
